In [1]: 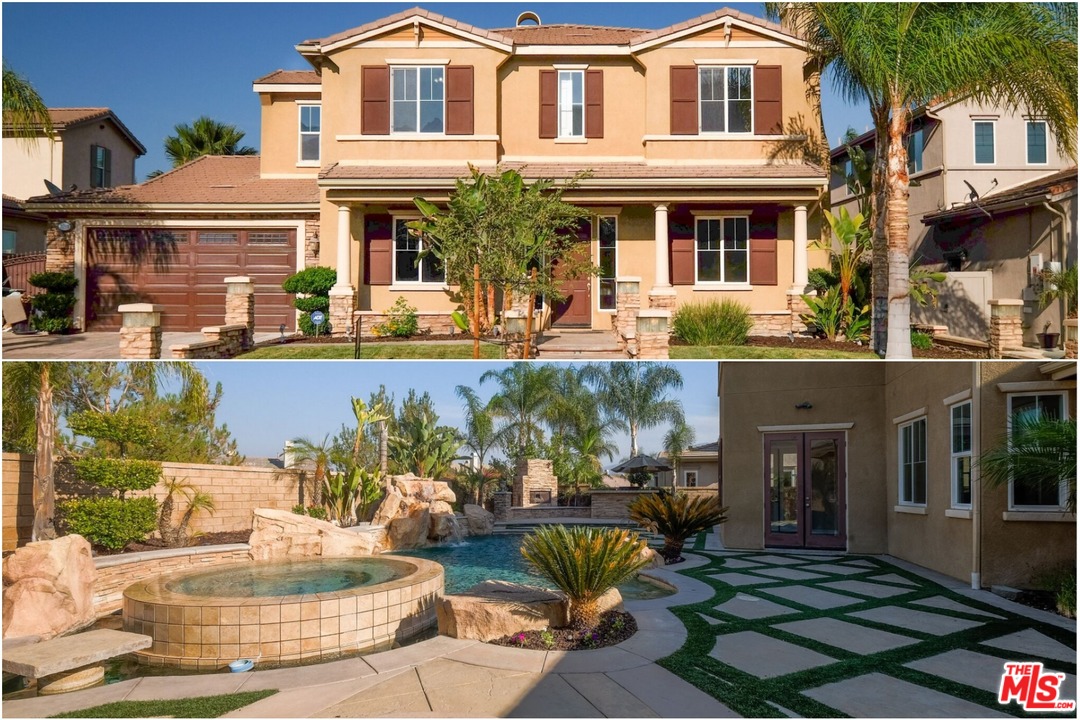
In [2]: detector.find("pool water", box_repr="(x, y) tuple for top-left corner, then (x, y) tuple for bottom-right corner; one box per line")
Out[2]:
(399, 533), (674, 600)
(164, 558), (408, 597)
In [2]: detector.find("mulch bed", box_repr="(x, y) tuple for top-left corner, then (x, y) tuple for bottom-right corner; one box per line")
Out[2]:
(255, 332), (474, 347)
(489, 610), (637, 651)
(123, 530), (252, 554)
(671, 334), (985, 358)
(1011, 589), (1064, 616)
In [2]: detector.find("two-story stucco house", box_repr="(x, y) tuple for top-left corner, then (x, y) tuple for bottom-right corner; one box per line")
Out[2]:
(28, 7), (829, 335)
(829, 97), (1076, 348)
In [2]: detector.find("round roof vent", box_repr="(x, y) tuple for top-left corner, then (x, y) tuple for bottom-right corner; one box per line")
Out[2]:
(516, 11), (541, 26)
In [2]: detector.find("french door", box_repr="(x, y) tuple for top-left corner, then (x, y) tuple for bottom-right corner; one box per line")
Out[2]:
(763, 432), (847, 549)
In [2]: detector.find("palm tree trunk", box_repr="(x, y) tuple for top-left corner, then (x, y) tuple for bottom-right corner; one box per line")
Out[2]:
(870, 103), (891, 356)
(885, 104), (913, 359)
(32, 366), (56, 542)
(569, 599), (601, 630)
(379, 421), (389, 475)
(630, 422), (639, 457)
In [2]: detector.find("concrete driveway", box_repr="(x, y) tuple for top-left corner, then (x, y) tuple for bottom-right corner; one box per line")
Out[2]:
(2, 330), (281, 360)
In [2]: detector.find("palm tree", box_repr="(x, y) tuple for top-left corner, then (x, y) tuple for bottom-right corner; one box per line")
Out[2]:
(770, 3), (1078, 358)
(480, 364), (556, 465)
(542, 366), (598, 445)
(455, 385), (508, 505)
(163, 116), (257, 168)
(663, 419), (696, 488)
(289, 435), (334, 507)
(980, 415), (1076, 514)
(3, 62), (52, 142)
(581, 363), (684, 457)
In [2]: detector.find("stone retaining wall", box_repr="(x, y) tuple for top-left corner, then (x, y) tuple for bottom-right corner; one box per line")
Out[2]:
(356, 311), (458, 339)
(170, 324), (249, 359)
(507, 507), (592, 520)
(2, 454), (34, 551)
(751, 312), (794, 337)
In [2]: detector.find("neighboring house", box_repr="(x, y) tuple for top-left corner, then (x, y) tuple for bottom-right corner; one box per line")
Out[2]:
(829, 98), (1075, 345)
(718, 361), (1076, 588)
(28, 7), (830, 334)
(3, 108), (146, 257)
(656, 441), (719, 488)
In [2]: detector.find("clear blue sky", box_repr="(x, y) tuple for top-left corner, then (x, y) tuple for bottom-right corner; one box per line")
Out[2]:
(3, 2), (870, 181)
(191, 360), (720, 465)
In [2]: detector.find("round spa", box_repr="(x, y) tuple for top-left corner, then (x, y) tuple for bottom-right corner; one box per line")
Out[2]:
(122, 555), (444, 669)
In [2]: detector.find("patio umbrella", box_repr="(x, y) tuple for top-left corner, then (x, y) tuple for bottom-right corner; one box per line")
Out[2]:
(610, 454), (672, 474)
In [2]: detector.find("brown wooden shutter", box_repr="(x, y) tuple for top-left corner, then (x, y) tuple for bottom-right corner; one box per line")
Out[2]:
(749, 209), (779, 285)
(364, 214), (393, 285)
(361, 66), (390, 135)
(753, 65), (783, 135)
(585, 69), (603, 139)
(446, 66), (474, 135)
(539, 70), (558, 139)
(670, 66), (699, 135)
(669, 211), (696, 285)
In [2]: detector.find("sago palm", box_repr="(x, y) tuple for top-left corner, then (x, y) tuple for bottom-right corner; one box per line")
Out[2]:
(582, 363), (684, 456)
(629, 493), (728, 563)
(520, 525), (649, 628)
(164, 115), (257, 167)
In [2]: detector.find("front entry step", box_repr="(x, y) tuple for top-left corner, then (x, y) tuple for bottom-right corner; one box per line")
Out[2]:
(535, 330), (625, 360)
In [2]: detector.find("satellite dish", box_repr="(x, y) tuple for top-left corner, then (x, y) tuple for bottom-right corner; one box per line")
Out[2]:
(964, 180), (979, 202)
(44, 179), (64, 195)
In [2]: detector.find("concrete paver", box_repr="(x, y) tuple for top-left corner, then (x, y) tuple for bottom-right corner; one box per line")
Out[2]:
(606, 662), (740, 717)
(561, 672), (659, 718)
(802, 672), (1011, 718)
(123, 673), (253, 701)
(774, 617), (920, 655)
(228, 670), (407, 718)
(751, 567), (826, 581)
(842, 559), (877, 568)
(866, 573), (918, 586)
(911, 595), (1005, 620)
(313, 667), (432, 717)
(850, 605), (983, 635)
(750, 555), (807, 566)
(706, 572), (778, 587)
(505, 672), (605, 717)
(714, 594), (800, 620)
(980, 628), (1076, 664)
(447, 641), (548, 674)
(906, 648), (1077, 699)
(759, 584), (863, 610)
(697, 612), (725, 625)
(821, 579), (913, 599)
(543, 646), (651, 674)
(2, 678), (139, 718)
(800, 563), (870, 576)
(718, 558), (764, 570)
(709, 631), (835, 679)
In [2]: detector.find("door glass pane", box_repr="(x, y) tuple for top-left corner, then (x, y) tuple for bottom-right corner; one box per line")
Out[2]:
(769, 440), (798, 534)
(809, 439), (839, 536)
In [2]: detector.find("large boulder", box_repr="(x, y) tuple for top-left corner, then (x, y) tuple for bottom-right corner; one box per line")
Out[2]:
(248, 508), (386, 561)
(637, 547), (664, 570)
(428, 512), (460, 542)
(387, 505), (430, 549)
(394, 477), (456, 504)
(463, 504), (494, 536)
(436, 581), (568, 641)
(2, 535), (97, 641)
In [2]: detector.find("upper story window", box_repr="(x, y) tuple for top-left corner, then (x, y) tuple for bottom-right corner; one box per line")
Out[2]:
(973, 120), (995, 165)
(3, 229), (16, 254)
(699, 66), (752, 134)
(1007, 393), (1068, 510)
(696, 216), (749, 284)
(90, 144), (112, 188)
(391, 66), (444, 134)
(597, 216), (617, 311)
(906, 125), (924, 175)
(950, 401), (972, 508)
(843, 157), (855, 196)
(299, 104), (321, 164)
(684, 470), (698, 488)
(899, 416), (927, 506)
(557, 70), (584, 138)
(1026, 121), (1048, 165)
(393, 217), (444, 285)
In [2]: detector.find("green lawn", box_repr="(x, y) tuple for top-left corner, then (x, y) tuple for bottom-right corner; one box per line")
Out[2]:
(50, 690), (276, 718)
(240, 343), (504, 360)
(671, 345), (871, 359)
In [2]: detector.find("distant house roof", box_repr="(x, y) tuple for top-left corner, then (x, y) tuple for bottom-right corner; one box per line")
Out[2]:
(659, 441), (720, 462)
(253, 69), (321, 85)
(26, 155), (319, 207)
(923, 167), (1077, 224)
(3, 107), (147, 156)
(2, 194), (46, 220)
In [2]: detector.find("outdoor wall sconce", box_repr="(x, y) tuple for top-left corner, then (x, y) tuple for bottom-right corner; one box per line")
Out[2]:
(57, 220), (73, 233)
(795, 402), (813, 410)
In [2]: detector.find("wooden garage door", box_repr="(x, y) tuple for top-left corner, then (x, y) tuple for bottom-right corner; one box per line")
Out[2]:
(86, 227), (297, 332)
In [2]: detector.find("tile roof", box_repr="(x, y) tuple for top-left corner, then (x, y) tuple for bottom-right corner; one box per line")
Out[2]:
(302, 6), (513, 48)
(632, 7), (801, 44)
(27, 156), (318, 206)
(923, 167), (1077, 223)
(253, 69), (321, 85)
(3, 107), (147, 155)
(492, 24), (646, 46)
(320, 161), (826, 181)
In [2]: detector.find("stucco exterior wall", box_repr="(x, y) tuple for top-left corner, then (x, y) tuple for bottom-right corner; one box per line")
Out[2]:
(259, 91), (323, 176)
(2, 213), (47, 254)
(60, 122), (139, 188)
(3, 136), (63, 201)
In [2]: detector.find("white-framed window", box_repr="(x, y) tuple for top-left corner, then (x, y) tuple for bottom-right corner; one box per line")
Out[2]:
(90, 144), (111, 188)
(557, 70), (584, 138)
(973, 120), (996, 165)
(696, 216), (749, 284)
(698, 66), (753, 134)
(392, 217), (444, 285)
(899, 416), (927, 505)
(1007, 392), (1069, 510)
(950, 401), (972, 508)
(298, 104), (321, 164)
(1026, 121), (1048, 165)
(391, 66), (444, 134)
(683, 470), (698, 488)
(2, 229), (16, 254)
(597, 215), (617, 311)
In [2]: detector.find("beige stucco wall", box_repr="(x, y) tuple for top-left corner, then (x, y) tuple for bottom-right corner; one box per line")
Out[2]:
(719, 362), (888, 554)
(657, 459), (718, 488)
(2, 213), (47, 253)
(2, 136), (64, 200)
(259, 91), (323, 176)
(60, 122), (140, 189)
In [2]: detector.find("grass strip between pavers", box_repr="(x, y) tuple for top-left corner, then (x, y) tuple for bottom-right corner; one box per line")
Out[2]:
(49, 689), (277, 718)
(692, 530), (707, 551)
(659, 552), (1076, 718)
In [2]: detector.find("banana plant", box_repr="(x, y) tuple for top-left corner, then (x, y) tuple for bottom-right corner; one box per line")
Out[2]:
(322, 469), (363, 526)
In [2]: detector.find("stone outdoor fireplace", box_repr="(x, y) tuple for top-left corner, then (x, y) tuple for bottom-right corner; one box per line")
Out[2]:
(513, 459), (558, 507)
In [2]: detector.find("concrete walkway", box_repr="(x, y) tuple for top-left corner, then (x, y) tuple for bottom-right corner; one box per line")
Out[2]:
(2, 330), (280, 360)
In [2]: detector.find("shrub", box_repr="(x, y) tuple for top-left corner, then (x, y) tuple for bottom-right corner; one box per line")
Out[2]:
(67, 410), (159, 451)
(672, 299), (753, 346)
(843, 305), (871, 343)
(291, 504), (328, 521)
(808, 267), (837, 295)
(298, 313), (332, 336)
(30, 293), (76, 316)
(628, 492), (728, 563)
(293, 296), (330, 313)
(910, 330), (934, 350)
(30, 317), (73, 334)
(520, 525), (648, 628)
(60, 496), (158, 551)
(373, 297), (419, 338)
(28, 271), (79, 293)
(1036, 565), (1076, 618)
(27, 271), (78, 333)
(282, 267), (336, 336)
(73, 457), (162, 494)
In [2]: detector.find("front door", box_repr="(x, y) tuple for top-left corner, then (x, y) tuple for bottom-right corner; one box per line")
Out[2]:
(763, 432), (847, 549)
(552, 231), (592, 327)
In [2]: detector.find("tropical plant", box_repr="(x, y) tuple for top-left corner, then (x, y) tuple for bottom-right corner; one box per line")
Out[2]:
(289, 435), (334, 507)
(3, 62), (52, 142)
(770, 3), (1078, 358)
(581, 363), (684, 457)
(1040, 265), (1078, 347)
(1035, 563), (1076, 618)
(157, 477), (215, 548)
(322, 469), (363, 526)
(628, 492), (729, 563)
(908, 263), (946, 307)
(480, 364), (557, 465)
(389, 401), (461, 480)
(663, 419), (696, 487)
(671, 300), (753, 346)
(520, 525), (649, 628)
(822, 208), (871, 311)
(980, 415), (1076, 514)
(910, 330), (933, 351)
(801, 287), (845, 341)
(163, 115), (257, 167)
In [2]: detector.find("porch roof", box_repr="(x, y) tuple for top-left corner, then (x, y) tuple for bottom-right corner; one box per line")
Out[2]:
(922, 166), (1077, 224)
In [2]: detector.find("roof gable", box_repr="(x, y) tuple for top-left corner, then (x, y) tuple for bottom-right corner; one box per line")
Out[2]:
(630, 8), (806, 51)
(3, 107), (147, 155)
(298, 7), (513, 55)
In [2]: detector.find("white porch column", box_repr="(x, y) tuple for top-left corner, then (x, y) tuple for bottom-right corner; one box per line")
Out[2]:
(334, 204), (352, 289)
(791, 204), (809, 292)
(653, 204), (671, 289)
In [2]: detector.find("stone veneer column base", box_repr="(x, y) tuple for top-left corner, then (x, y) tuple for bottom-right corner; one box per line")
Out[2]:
(648, 288), (678, 311)
(328, 287), (356, 338)
(787, 290), (814, 335)
(988, 299), (1024, 359)
(119, 327), (162, 359)
(223, 276), (256, 350)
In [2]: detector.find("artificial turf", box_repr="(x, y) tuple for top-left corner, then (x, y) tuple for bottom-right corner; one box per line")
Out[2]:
(49, 689), (277, 718)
